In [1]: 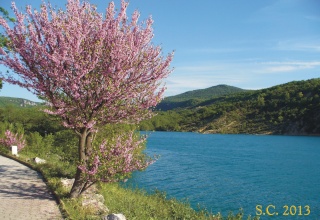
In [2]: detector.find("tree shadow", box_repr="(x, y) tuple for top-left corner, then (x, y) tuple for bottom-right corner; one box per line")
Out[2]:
(0, 164), (55, 200)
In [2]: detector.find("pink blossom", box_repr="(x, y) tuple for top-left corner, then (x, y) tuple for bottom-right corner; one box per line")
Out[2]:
(80, 131), (156, 183)
(0, 130), (26, 151)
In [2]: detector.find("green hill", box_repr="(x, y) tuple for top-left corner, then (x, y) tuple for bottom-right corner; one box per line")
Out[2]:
(0, 96), (41, 108)
(140, 78), (320, 135)
(157, 84), (249, 111)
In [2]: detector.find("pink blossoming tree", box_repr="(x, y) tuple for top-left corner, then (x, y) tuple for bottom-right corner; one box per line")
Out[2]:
(78, 131), (154, 191)
(0, 0), (173, 198)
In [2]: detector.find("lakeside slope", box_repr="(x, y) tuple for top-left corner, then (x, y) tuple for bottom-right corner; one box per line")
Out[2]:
(140, 78), (320, 135)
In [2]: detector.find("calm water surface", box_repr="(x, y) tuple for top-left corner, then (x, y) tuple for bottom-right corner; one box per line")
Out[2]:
(124, 132), (320, 219)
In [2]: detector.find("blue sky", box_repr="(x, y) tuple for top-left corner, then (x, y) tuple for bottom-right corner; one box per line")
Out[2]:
(1, 0), (320, 102)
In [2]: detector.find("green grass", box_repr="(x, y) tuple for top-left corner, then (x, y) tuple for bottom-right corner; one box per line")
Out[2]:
(99, 182), (260, 220)
(99, 183), (217, 220)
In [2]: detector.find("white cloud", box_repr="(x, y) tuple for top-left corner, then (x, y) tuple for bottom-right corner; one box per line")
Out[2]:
(275, 39), (320, 52)
(264, 66), (300, 73)
(259, 61), (320, 73)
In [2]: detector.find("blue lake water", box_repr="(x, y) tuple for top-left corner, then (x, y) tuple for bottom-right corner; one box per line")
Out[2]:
(124, 132), (320, 219)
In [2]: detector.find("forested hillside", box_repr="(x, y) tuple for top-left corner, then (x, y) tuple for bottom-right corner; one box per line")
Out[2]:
(0, 97), (41, 108)
(156, 84), (249, 111)
(140, 78), (320, 135)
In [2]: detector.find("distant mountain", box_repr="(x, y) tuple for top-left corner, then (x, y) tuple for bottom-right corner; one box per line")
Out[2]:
(157, 84), (250, 111)
(0, 96), (41, 108)
(141, 78), (320, 135)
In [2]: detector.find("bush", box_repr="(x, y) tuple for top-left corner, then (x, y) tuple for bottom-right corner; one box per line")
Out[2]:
(0, 130), (26, 151)
(52, 130), (78, 163)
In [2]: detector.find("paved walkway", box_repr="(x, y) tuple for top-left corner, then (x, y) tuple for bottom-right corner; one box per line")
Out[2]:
(0, 155), (63, 220)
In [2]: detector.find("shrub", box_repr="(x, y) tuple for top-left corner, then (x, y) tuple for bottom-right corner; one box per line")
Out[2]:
(0, 129), (26, 151)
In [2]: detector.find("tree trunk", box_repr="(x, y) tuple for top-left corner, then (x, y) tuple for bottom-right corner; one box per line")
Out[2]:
(69, 167), (85, 198)
(69, 129), (88, 198)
